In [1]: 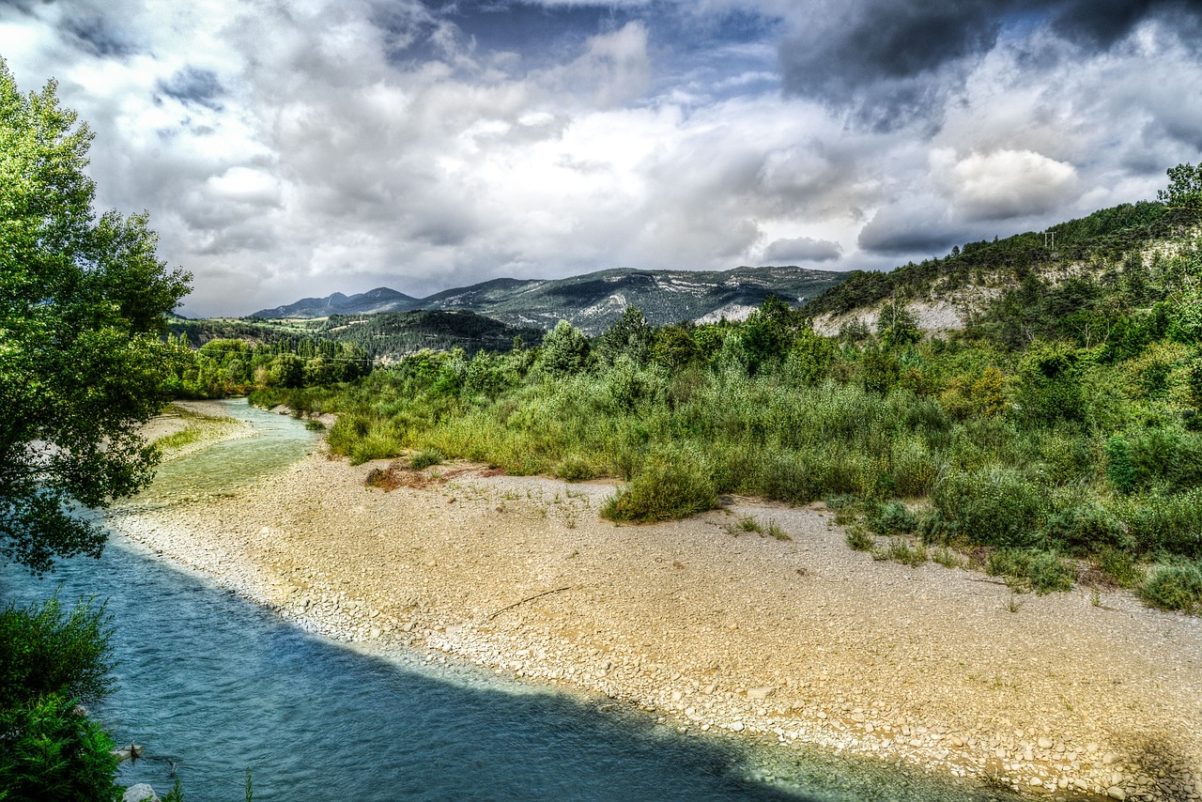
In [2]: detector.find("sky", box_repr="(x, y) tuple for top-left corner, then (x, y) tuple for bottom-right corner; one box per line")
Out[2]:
(2, 0), (1201, 316)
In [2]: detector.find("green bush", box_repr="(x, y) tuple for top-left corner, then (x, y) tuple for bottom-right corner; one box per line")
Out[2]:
(0, 693), (121, 802)
(0, 600), (121, 802)
(409, 448), (444, 470)
(1043, 500), (1129, 554)
(933, 466), (1045, 548)
(987, 549), (1075, 594)
(602, 449), (718, 522)
(553, 454), (597, 481)
(0, 598), (112, 712)
(1119, 490), (1202, 558)
(1094, 546), (1142, 588)
(845, 526), (874, 551)
(890, 436), (940, 497)
(1139, 563), (1202, 613)
(1014, 342), (1084, 424)
(1105, 435), (1137, 493)
(868, 501), (918, 535)
(539, 320), (590, 376)
(881, 537), (927, 566)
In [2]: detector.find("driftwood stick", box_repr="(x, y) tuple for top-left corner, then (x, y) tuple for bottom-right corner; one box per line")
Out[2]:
(487, 586), (573, 620)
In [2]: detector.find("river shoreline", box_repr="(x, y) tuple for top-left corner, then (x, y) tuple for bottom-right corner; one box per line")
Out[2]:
(112, 402), (1202, 802)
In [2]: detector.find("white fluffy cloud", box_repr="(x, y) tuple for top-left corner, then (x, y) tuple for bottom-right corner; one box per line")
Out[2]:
(934, 148), (1079, 221)
(1, 0), (1200, 314)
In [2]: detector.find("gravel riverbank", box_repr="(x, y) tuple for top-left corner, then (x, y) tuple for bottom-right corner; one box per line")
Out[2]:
(110, 409), (1202, 801)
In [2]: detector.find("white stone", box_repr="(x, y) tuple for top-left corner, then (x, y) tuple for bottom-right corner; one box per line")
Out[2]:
(123, 785), (160, 802)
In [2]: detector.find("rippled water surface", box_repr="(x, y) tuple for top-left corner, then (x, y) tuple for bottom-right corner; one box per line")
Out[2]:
(1, 401), (987, 802)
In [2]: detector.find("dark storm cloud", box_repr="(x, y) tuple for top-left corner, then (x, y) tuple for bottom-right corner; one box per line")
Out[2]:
(857, 199), (966, 256)
(778, 0), (1202, 127)
(60, 12), (138, 58)
(762, 235), (842, 262)
(157, 67), (224, 109)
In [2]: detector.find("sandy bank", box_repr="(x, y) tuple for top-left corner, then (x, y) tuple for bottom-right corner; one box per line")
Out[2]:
(142, 400), (255, 461)
(109, 439), (1202, 802)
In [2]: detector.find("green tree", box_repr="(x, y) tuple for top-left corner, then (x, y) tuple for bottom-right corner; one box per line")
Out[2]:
(595, 306), (652, 366)
(539, 320), (590, 376)
(741, 296), (795, 373)
(876, 299), (921, 348)
(1157, 162), (1202, 214)
(0, 60), (190, 572)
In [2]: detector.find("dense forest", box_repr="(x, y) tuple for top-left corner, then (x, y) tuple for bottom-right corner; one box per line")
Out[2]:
(162, 309), (543, 398)
(308, 310), (543, 359)
(255, 166), (1202, 615)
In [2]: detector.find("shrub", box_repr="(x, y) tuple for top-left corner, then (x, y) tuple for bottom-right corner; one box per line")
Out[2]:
(932, 466), (1045, 548)
(1139, 563), (1202, 613)
(1043, 500), (1129, 554)
(882, 537), (927, 566)
(553, 454), (597, 481)
(0, 693), (121, 802)
(987, 549), (1075, 594)
(1094, 546), (1142, 588)
(409, 448), (444, 470)
(845, 526), (874, 551)
(0, 598), (113, 712)
(1119, 490), (1202, 557)
(1014, 342), (1083, 424)
(765, 521), (790, 541)
(868, 501), (918, 535)
(939, 366), (1007, 420)
(916, 509), (955, 543)
(1144, 429), (1202, 492)
(730, 516), (763, 534)
(758, 451), (824, 505)
(890, 436), (940, 497)
(539, 321), (590, 376)
(602, 449), (718, 522)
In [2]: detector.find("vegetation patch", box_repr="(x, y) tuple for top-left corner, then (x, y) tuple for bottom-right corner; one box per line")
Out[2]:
(987, 549), (1075, 595)
(602, 450), (718, 523)
(410, 448), (445, 470)
(1138, 563), (1202, 613)
(845, 526), (875, 552)
(154, 427), (203, 451)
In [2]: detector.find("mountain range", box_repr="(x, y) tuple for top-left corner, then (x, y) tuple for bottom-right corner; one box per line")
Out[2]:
(251, 266), (848, 335)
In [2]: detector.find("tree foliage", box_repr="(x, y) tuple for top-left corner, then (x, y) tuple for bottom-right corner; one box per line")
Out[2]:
(1157, 162), (1202, 213)
(0, 60), (190, 572)
(538, 320), (590, 376)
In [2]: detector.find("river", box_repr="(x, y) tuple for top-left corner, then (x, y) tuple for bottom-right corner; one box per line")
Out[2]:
(0, 400), (994, 802)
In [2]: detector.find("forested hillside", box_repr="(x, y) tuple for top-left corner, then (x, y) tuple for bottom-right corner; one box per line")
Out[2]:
(806, 195), (1195, 335)
(310, 310), (543, 360)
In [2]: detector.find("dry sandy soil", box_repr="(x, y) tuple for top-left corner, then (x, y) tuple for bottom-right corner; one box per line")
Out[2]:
(112, 415), (1202, 802)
